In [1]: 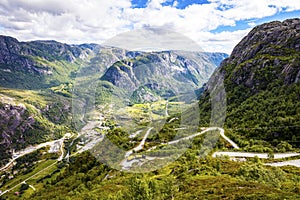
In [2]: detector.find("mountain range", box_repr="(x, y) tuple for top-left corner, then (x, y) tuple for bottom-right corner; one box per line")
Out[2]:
(0, 18), (299, 199)
(0, 36), (227, 165)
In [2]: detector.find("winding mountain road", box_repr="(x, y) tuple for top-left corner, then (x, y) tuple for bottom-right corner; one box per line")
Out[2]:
(124, 127), (153, 158)
(166, 127), (237, 146)
(121, 127), (237, 169)
(0, 136), (66, 172)
(265, 159), (300, 168)
(1, 115), (299, 197)
(121, 126), (300, 170)
(165, 101), (169, 117)
(219, 129), (239, 149)
(212, 152), (300, 159)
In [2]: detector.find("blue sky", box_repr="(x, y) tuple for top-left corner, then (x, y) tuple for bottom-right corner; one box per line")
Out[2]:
(131, 0), (211, 9)
(131, 0), (300, 34)
(212, 9), (300, 33)
(0, 0), (299, 53)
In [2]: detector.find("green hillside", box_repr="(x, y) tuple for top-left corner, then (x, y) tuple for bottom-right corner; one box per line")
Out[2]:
(198, 19), (300, 152)
(0, 19), (300, 200)
(0, 88), (73, 166)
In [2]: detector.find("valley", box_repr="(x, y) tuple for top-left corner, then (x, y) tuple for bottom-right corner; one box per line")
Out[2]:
(1, 102), (299, 197)
(0, 18), (299, 199)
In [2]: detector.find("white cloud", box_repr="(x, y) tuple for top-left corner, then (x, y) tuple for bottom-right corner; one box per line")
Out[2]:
(173, 1), (179, 7)
(247, 22), (256, 27)
(218, 0), (280, 20)
(147, 0), (167, 9)
(0, 0), (299, 53)
(0, 0), (132, 41)
(195, 29), (252, 54)
(267, 0), (300, 12)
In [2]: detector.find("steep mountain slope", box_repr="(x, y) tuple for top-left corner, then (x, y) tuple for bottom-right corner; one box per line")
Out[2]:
(0, 36), (91, 89)
(199, 18), (300, 149)
(0, 35), (228, 168)
(0, 88), (73, 166)
(100, 51), (227, 103)
(101, 51), (227, 87)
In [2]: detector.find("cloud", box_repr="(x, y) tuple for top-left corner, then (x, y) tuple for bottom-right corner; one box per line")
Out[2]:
(210, 0), (279, 20)
(196, 29), (252, 54)
(0, 0), (299, 53)
(248, 22), (256, 27)
(102, 28), (204, 52)
(0, 0), (132, 41)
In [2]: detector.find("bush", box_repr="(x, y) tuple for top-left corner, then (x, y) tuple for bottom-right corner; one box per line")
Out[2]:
(237, 163), (286, 187)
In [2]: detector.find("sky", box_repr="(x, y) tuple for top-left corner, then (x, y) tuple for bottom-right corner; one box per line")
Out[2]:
(0, 0), (299, 54)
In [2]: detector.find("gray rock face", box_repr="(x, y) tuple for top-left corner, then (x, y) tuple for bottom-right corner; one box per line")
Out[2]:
(229, 19), (300, 66)
(0, 36), (35, 71)
(0, 35), (93, 89)
(211, 18), (300, 93)
(0, 101), (32, 163)
(0, 35), (87, 71)
(0, 92), (72, 165)
(101, 51), (228, 97)
(0, 104), (31, 146)
(198, 18), (300, 144)
(0, 35), (228, 91)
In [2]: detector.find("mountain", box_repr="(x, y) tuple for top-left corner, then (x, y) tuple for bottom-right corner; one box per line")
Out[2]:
(0, 35), (227, 91)
(0, 35), (94, 89)
(100, 51), (227, 103)
(101, 51), (227, 88)
(0, 36), (95, 164)
(1, 19), (300, 200)
(199, 18), (300, 150)
(0, 89), (73, 166)
(0, 35), (228, 166)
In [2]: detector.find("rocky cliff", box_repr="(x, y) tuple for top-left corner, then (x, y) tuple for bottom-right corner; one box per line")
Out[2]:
(0, 35), (92, 89)
(101, 51), (227, 103)
(0, 90), (72, 166)
(221, 18), (300, 90)
(200, 18), (300, 148)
